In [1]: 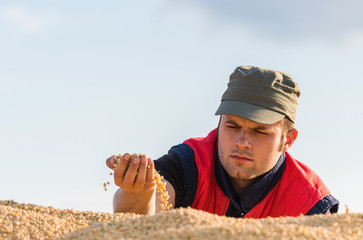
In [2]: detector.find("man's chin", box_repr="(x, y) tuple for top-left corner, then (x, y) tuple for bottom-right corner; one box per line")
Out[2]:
(231, 170), (255, 180)
(230, 169), (264, 181)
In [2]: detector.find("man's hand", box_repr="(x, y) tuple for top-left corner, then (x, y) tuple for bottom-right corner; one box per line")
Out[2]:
(106, 153), (157, 214)
(106, 153), (156, 193)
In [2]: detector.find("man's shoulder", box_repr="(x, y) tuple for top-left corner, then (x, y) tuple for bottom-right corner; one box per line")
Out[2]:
(284, 153), (327, 184)
(283, 153), (339, 214)
(169, 144), (195, 161)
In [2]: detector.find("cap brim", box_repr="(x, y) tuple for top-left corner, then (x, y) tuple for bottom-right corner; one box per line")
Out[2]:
(215, 101), (285, 124)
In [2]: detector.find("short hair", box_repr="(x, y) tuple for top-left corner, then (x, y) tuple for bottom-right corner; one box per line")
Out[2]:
(281, 117), (294, 135)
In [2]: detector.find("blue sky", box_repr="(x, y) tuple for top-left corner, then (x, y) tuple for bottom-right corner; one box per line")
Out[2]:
(1, 0), (362, 213)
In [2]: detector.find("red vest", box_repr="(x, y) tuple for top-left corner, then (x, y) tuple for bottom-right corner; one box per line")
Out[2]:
(183, 129), (331, 218)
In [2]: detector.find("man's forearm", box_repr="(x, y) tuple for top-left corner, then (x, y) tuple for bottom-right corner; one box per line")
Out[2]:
(113, 187), (156, 215)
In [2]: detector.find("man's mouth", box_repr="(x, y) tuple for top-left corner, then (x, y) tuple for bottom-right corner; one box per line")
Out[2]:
(230, 154), (253, 163)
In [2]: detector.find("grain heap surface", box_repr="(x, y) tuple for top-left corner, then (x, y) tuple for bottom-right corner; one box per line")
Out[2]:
(1, 200), (362, 240)
(0, 200), (136, 240)
(61, 208), (363, 240)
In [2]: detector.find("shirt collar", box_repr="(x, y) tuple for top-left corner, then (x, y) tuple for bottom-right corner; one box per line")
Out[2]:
(215, 151), (286, 213)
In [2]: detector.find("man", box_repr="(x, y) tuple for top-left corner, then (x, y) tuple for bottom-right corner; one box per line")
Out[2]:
(106, 65), (339, 218)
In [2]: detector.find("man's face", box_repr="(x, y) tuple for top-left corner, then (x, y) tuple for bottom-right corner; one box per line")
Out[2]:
(218, 114), (287, 181)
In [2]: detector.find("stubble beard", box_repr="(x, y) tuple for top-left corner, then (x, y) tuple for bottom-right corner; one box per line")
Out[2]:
(223, 138), (285, 181)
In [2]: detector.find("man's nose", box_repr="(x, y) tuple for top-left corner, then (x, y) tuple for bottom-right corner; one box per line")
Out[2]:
(235, 131), (251, 149)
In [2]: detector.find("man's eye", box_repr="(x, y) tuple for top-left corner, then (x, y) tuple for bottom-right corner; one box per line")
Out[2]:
(256, 130), (267, 135)
(227, 125), (238, 129)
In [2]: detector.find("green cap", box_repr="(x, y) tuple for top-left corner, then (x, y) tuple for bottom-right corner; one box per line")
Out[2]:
(215, 65), (300, 124)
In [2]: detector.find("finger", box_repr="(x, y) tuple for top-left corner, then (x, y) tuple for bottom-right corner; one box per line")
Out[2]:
(122, 155), (141, 189)
(114, 154), (123, 168)
(134, 155), (148, 191)
(114, 153), (131, 186)
(106, 155), (118, 169)
(145, 158), (155, 188)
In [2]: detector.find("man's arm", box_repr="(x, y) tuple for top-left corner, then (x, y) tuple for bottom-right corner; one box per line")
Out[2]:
(305, 195), (339, 215)
(112, 185), (156, 215)
(106, 153), (175, 215)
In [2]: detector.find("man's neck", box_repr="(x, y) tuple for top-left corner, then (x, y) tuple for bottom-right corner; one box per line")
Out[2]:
(229, 178), (257, 196)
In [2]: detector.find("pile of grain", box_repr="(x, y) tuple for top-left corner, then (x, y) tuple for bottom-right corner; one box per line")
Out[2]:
(1, 200), (362, 240)
(0, 200), (136, 240)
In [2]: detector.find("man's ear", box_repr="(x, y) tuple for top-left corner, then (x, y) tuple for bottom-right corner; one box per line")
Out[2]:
(283, 128), (298, 152)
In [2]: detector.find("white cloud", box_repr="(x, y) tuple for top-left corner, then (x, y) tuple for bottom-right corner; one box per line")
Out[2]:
(0, 4), (58, 34)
